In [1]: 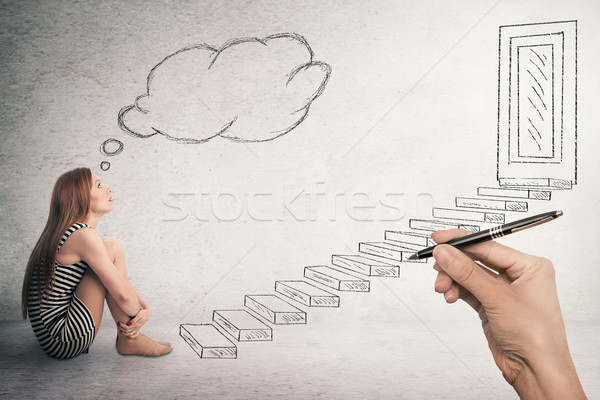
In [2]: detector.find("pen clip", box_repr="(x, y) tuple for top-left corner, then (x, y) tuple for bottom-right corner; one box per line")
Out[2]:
(511, 216), (554, 233)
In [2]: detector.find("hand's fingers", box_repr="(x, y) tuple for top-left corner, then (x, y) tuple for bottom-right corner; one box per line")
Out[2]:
(433, 245), (486, 311)
(433, 266), (483, 313)
(443, 281), (461, 303)
(120, 328), (134, 336)
(461, 240), (537, 274)
(433, 244), (499, 303)
(434, 259), (485, 309)
(432, 229), (502, 271)
(433, 229), (536, 273)
(435, 276), (482, 311)
(431, 229), (471, 244)
(123, 317), (143, 333)
(434, 271), (454, 293)
(459, 287), (482, 312)
(118, 322), (135, 335)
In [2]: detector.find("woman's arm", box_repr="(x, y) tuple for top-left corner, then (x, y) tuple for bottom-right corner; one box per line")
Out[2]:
(117, 288), (152, 338)
(72, 228), (142, 317)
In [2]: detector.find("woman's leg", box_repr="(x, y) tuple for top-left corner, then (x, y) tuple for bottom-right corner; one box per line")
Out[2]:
(102, 239), (170, 348)
(73, 266), (105, 337)
(74, 239), (171, 356)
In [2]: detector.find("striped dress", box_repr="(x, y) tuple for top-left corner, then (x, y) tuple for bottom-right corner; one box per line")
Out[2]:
(28, 223), (96, 359)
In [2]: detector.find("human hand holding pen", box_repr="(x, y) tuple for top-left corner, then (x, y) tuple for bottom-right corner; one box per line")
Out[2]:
(431, 229), (586, 400)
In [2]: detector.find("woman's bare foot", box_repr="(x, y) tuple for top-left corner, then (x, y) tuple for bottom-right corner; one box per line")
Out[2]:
(116, 334), (172, 356)
(140, 333), (170, 347)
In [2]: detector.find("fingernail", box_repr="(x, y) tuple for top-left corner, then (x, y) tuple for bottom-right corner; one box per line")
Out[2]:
(444, 291), (453, 302)
(433, 245), (454, 267)
(127, 321), (132, 326)
(434, 274), (442, 285)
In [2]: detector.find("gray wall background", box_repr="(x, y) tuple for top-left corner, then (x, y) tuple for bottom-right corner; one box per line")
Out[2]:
(2, 0), (599, 329)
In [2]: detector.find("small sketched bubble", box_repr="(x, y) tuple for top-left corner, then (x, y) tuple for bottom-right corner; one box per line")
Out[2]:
(100, 138), (124, 156)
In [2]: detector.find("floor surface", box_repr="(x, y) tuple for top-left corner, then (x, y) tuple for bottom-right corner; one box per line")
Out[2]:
(1, 318), (597, 399)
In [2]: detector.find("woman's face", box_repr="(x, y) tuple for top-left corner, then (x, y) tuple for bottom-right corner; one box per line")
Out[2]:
(89, 173), (113, 214)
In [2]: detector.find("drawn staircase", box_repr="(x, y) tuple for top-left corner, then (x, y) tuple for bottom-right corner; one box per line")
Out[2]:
(180, 183), (562, 359)
(180, 19), (577, 358)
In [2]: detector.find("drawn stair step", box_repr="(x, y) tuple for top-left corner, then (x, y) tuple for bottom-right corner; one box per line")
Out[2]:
(244, 294), (306, 325)
(384, 231), (435, 248)
(409, 219), (480, 233)
(358, 242), (425, 263)
(498, 178), (572, 189)
(275, 280), (339, 307)
(304, 265), (370, 292)
(432, 207), (505, 224)
(477, 187), (551, 200)
(331, 254), (400, 277)
(179, 323), (237, 359)
(455, 197), (528, 212)
(213, 310), (273, 342)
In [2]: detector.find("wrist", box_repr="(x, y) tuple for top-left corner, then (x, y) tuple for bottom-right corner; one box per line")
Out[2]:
(513, 356), (586, 400)
(511, 364), (541, 399)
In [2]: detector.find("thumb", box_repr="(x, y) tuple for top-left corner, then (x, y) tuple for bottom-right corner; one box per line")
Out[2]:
(433, 244), (497, 304)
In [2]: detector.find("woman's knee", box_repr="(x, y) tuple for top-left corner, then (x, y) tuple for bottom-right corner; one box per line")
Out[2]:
(102, 238), (124, 260)
(103, 238), (127, 277)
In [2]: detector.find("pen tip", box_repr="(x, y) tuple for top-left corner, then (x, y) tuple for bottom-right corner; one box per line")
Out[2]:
(407, 254), (418, 261)
(556, 210), (563, 217)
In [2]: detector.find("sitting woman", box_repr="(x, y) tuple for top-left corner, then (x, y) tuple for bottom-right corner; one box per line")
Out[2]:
(22, 167), (171, 358)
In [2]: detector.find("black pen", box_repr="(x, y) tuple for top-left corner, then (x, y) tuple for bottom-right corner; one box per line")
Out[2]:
(407, 210), (563, 260)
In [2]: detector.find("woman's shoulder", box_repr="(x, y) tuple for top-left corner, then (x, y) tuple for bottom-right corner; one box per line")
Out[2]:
(56, 224), (103, 264)
(68, 225), (101, 244)
(60, 225), (103, 254)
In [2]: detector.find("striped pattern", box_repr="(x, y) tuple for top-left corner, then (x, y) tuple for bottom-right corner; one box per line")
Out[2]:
(490, 225), (505, 239)
(28, 223), (96, 359)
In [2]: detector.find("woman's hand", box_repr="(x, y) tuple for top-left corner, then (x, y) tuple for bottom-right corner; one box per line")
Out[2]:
(117, 307), (151, 339)
(431, 229), (586, 400)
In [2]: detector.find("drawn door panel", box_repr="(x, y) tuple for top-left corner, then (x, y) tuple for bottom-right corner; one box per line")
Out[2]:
(497, 21), (577, 189)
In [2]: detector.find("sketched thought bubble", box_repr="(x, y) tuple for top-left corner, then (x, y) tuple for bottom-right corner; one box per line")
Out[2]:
(118, 33), (331, 143)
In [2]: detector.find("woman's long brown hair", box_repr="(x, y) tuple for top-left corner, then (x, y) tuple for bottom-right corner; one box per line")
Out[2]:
(21, 167), (93, 319)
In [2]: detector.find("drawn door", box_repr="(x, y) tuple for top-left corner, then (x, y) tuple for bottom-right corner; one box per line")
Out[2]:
(497, 21), (577, 189)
